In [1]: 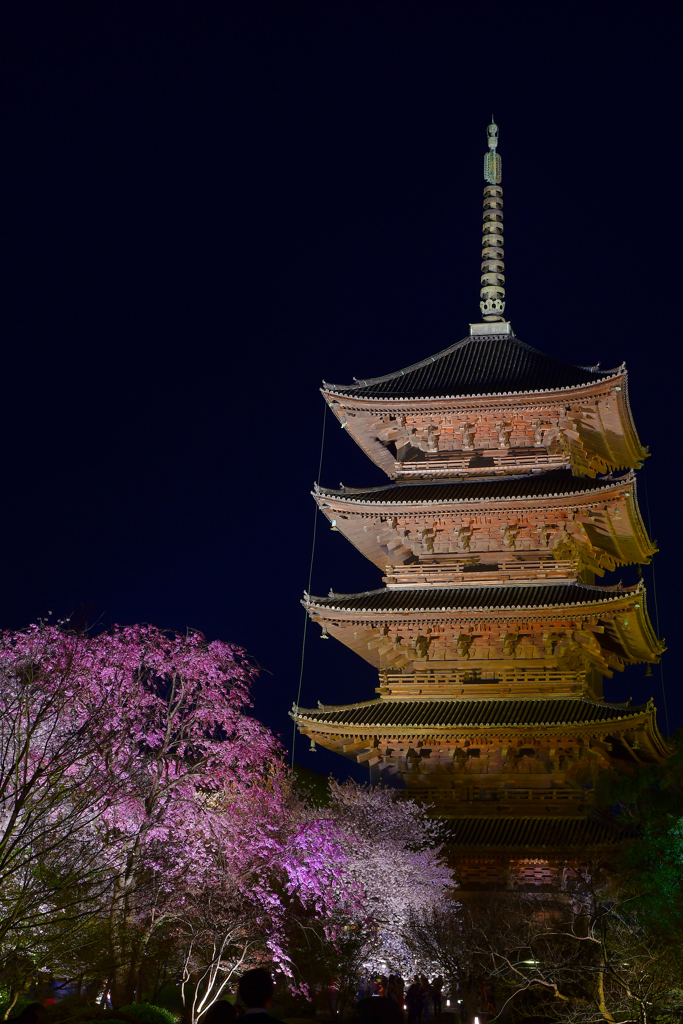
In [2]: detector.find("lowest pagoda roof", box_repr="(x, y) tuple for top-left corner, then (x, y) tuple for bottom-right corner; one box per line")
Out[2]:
(308, 581), (637, 614)
(323, 332), (619, 400)
(316, 469), (628, 506)
(292, 695), (648, 730)
(442, 816), (625, 850)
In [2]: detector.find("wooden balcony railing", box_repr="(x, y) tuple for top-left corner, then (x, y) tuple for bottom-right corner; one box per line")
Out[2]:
(384, 557), (578, 588)
(396, 448), (568, 478)
(408, 786), (590, 813)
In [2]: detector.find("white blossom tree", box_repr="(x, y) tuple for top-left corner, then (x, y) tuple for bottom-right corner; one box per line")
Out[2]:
(287, 777), (455, 1011)
(325, 780), (453, 973)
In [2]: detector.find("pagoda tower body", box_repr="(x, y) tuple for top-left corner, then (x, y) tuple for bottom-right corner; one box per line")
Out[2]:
(292, 123), (667, 889)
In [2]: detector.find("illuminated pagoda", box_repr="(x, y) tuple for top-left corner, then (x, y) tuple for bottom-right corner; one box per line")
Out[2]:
(291, 121), (667, 888)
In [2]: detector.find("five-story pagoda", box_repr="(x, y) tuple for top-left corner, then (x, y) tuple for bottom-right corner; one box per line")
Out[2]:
(291, 122), (667, 887)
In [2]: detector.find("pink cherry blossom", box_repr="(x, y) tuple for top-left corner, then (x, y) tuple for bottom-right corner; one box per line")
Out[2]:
(0, 624), (454, 1019)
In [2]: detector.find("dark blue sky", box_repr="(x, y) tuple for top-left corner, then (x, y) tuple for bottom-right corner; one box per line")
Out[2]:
(0, 3), (679, 777)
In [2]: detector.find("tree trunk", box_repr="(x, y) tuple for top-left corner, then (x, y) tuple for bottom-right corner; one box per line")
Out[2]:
(3, 991), (19, 1021)
(597, 971), (615, 1024)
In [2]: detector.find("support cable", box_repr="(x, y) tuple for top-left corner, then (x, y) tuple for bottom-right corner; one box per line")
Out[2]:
(642, 469), (670, 736)
(291, 398), (328, 768)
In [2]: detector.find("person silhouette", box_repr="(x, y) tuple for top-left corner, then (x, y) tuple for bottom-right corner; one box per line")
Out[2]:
(238, 969), (274, 1023)
(203, 1001), (237, 1024)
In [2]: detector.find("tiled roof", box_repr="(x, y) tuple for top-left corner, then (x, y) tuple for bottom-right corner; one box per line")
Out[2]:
(443, 816), (623, 849)
(323, 334), (618, 400)
(309, 582), (635, 613)
(293, 696), (646, 729)
(317, 470), (628, 506)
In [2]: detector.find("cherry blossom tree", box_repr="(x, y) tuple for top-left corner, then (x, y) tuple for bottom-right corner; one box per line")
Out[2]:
(173, 794), (349, 1022)
(325, 779), (453, 973)
(0, 624), (354, 1017)
(81, 625), (288, 1006)
(0, 624), (454, 1019)
(0, 625), (127, 1013)
(287, 779), (454, 1010)
(0, 626), (282, 1003)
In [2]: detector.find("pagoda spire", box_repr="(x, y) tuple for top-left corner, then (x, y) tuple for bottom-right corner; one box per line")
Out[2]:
(480, 119), (506, 322)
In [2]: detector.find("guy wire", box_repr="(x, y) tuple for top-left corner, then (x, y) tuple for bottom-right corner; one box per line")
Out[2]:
(291, 398), (328, 768)
(642, 468), (670, 736)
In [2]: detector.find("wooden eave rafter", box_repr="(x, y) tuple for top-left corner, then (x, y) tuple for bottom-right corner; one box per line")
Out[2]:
(322, 370), (627, 405)
(291, 701), (669, 760)
(322, 369), (648, 479)
(304, 583), (664, 673)
(315, 473), (635, 509)
(292, 696), (667, 745)
(313, 471), (656, 573)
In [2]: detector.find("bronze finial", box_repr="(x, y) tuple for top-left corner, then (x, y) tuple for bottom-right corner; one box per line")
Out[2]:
(484, 119), (501, 185)
(480, 119), (506, 322)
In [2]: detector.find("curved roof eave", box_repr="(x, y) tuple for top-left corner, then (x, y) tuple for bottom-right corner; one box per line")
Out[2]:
(321, 374), (624, 403)
(293, 695), (639, 714)
(304, 581), (642, 615)
(313, 470), (634, 507)
(290, 696), (653, 730)
(320, 333), (624, 401)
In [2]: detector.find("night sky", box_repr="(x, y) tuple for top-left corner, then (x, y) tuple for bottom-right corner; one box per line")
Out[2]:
(0, 3), (680, 778)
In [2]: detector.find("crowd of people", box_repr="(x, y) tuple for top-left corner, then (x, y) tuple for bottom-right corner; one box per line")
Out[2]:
(357, 974), (444, 1024)
(8, 969), (453, 1024)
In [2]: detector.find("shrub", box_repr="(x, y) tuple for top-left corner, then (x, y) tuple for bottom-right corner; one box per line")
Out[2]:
(119, 1005), (175, 1024)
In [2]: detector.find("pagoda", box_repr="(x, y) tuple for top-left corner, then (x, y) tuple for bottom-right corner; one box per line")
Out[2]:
(291, 122), (668, 889)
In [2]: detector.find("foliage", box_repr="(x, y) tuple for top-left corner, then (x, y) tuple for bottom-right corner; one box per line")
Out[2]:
(0, 997), (32, 1021)
(619, 815), (683, 929)
(0, 623), (126, 1010)
(405, 859), (683, 1023)
(596, 731), (683, 932)
(119, 1005), (175, 1024)
(172, 792), (348, 1022)
(597, 730), (683, 826)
